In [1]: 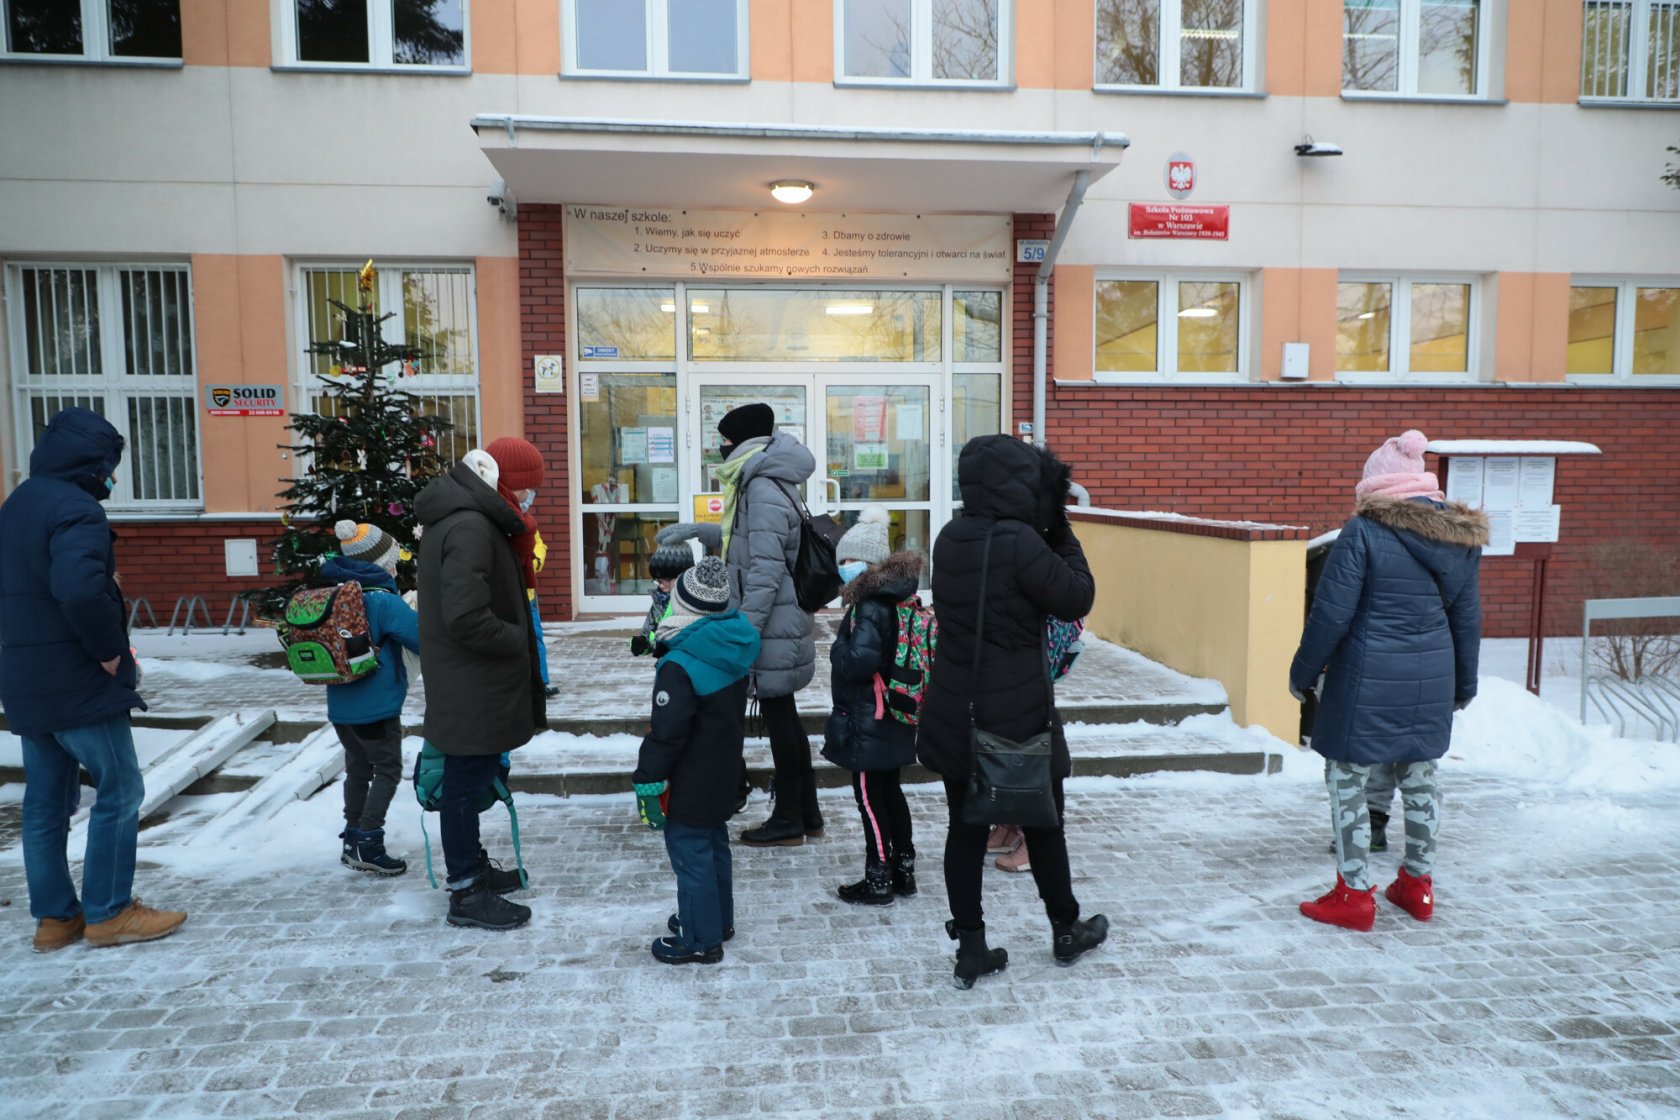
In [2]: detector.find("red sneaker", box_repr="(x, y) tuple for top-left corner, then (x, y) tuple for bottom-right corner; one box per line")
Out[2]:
(1384, 867), (1435, 922)
(1300, 874), (1376, 932)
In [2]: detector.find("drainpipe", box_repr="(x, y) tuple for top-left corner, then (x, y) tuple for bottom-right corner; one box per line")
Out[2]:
(1032, 168), (1092, 448)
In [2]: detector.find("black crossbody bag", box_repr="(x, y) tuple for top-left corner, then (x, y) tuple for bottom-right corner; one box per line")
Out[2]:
(961, 525), (1061, 830)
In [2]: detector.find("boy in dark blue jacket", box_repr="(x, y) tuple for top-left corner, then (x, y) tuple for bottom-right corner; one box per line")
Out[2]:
(632, 557), (760, 965)
(324, 520), (421, 875)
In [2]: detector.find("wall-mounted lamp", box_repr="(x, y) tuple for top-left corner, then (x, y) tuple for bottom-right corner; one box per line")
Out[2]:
(1294, 136), (1343, 158)
(769, 180), (815, 204)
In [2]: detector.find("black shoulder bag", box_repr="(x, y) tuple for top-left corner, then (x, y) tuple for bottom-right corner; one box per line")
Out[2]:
(961, 525), (1061, 830)
(770, 478), (844, 612)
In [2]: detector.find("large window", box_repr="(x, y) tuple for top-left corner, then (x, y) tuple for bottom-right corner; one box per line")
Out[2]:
(837, 0), (1008, 85)
(565, 0), (747, 78)
(1094, 275), (1245, 380)
(2, 0), (180, 60)
(282, 0), (467, 68)
(1336, 277), (1476, 379)
(1581, 0), (1680, 101)
(1568, 281), (1680, 380)
(1094, 0), (1249, 91)
(1343, 0), (1486, 97)
(687, 289), (942, 363)
(298, 265), (480, 462)
(6, 264), (201, 508)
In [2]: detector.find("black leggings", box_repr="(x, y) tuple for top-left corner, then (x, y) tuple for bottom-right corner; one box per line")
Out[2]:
(851, 769), (913, 863)
(759, 692), (817, 823)
(942, 776), (1077, 931)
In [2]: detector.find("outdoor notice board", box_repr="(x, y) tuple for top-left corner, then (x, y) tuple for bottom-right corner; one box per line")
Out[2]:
(565, 206), (1011, 281)
(1444, 455), (1562, 556)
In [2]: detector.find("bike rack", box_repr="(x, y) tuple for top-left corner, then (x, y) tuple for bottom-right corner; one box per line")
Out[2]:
(222, 597), (253, 636)
(125, 597), (158, 630)
(167, 595), (214, 636)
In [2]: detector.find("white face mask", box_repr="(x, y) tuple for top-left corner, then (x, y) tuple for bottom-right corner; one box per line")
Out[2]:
(518, 489), (537, 512)
(838, 560), (868, 584)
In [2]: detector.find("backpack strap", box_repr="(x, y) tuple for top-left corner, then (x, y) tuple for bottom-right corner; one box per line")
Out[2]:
(491, 772), (528, 891)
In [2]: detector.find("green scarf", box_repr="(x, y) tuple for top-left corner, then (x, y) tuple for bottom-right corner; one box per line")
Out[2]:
(715, 442), (766, 556)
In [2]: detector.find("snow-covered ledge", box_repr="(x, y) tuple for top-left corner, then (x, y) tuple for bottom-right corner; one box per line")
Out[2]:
(1069, 509), (1309, 743)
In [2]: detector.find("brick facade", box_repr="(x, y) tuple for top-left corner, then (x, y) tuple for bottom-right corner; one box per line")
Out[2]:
(518, 205), (573, 619)
(110, 519), (280, 629)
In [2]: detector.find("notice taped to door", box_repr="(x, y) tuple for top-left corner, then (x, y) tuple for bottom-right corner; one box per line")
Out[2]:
(565, 206), (1011, 282)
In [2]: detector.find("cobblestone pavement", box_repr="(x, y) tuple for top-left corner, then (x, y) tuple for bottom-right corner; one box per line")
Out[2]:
(1, 763), (1676, 1120)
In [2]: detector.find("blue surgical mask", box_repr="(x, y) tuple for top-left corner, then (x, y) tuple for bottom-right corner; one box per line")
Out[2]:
(518, 489), (537, 512)
(103, 475), (116, 492)
(838, 560), (868, 584)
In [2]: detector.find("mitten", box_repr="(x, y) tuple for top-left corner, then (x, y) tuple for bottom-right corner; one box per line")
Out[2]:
(630, 634), (651, 657)
(656, 521), (723, 553)
(634, 780), (669, 830)
(1288, 680), (1308, 704)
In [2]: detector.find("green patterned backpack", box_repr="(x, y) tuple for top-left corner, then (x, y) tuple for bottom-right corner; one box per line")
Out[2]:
(880, 596), (938, 727)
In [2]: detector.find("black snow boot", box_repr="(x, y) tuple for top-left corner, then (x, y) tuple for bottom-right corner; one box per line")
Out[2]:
(1052, 913), (1110, 967)
(1369, 810), (1390, 853)
(476, 849), (528, 893)
(837, 860), (894, 906)
(801, 773), (824, 838)
(447, 881), (531, 931)
(891, 850), (917, 897)
(947, 919), (1008, 990)
(342, 828), (407, 875)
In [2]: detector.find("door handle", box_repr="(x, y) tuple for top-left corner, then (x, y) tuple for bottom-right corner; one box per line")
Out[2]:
(822, 478), (841, 508)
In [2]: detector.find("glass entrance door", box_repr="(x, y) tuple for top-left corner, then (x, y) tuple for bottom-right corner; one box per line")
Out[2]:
(686, 373), (944, 579)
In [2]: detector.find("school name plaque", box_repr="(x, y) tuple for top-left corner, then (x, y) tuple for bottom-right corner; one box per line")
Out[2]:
(564, 206), (1012, 282)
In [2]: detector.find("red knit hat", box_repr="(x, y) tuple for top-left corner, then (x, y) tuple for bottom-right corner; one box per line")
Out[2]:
(486, 437), (545, 491)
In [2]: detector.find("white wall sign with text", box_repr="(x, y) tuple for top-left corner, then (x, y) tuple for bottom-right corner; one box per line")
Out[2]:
(533, 354), (563, 394)
(205, 384), (284, 416)
(564, 206), (1012, 282)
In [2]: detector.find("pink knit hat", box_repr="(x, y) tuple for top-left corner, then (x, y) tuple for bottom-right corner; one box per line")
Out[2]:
(1355, 430), (1444, 501)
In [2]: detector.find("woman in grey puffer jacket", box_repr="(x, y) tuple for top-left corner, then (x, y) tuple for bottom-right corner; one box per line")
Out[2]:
(657, 403), (821, 847)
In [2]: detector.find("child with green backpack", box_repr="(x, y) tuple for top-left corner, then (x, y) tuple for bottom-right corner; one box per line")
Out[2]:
(821, 506), (930, 906)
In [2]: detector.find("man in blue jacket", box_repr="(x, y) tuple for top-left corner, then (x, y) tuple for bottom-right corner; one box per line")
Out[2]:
(0, 408), (186, 952)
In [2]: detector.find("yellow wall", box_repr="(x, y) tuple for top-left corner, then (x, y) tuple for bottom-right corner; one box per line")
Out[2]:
(1074, 518), (1305, 742)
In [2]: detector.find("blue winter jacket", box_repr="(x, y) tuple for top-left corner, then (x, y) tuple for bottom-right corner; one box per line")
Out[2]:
(1290, 496), (1489, 766)
(319, 557), (420, 726)
(0, 408), (144, 735)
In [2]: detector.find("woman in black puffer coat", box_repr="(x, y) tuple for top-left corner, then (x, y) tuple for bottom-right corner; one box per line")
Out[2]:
(918, 435), (1107, 989)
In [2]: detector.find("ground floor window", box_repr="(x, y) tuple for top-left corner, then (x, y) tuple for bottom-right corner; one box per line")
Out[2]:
(297, 264), (481, 462)
(1094, 273), (1246, 382)
(1567, 280), (1680, 381)
(6, 262), (201, 509)
(1335, 275), (1476, 380)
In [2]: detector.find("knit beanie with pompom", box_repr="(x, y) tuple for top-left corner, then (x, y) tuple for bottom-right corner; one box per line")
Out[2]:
(335, 520), (399, 574)
(1355, 430), (1444, 502)
(836, 504), (891, 566)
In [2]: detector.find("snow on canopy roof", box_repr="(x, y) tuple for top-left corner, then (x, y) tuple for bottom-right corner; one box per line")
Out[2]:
(1426, 440), (1602, 455)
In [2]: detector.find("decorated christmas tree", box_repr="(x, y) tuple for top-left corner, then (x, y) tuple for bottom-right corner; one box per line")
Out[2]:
(252, 261), (452, 615)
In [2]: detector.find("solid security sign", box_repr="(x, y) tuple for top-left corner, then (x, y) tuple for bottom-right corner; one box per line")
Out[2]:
(205, 384), (285, 416)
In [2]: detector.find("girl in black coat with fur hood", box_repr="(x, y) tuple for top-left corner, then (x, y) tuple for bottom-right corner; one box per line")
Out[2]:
(919, 436), (1108, 989)
(822, 506), (923, 907)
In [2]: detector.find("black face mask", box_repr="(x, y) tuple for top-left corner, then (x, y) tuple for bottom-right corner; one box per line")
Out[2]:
(719, 441), (736, 461)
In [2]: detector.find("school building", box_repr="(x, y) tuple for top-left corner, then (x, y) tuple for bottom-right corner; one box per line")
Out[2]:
(1, 0), (1676, 637)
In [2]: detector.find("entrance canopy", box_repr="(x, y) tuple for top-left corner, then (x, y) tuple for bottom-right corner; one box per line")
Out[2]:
(470, 116), (1129, 213)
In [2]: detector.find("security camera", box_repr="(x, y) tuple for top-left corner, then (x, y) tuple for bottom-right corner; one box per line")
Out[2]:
(487, 177), (507, 206)
(1294, 138), (1343, 158)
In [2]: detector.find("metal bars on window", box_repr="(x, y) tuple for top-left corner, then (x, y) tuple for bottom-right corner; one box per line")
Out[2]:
(1582, 0), (1680, 99)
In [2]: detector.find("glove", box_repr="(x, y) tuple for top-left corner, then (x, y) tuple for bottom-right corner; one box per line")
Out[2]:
(1289, 681), (1308, 704)
(656, 521), (722, 553)
(630, 634), (651, 657)
(1454, 696), (1472, 712)
(634, 780), (669, 830)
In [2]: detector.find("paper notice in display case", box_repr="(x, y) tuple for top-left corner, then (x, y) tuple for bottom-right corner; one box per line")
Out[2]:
(620, 427), (648, 465)
(1444, 457), (1484, 507)
(650, 467), (678, 504)
(854, 443), (889, 470)
(1484, 510), (1517, 556)
(646, 426), (675, 464)
(1514, 505), (1561, 543)
(1481, 457), (1520, 510)
(1518, 457), (1556, 508)
(895, 402), (924, 441)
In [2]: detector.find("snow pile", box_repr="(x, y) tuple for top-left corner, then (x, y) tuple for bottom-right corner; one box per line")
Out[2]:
(1447, 676), (1680, 791)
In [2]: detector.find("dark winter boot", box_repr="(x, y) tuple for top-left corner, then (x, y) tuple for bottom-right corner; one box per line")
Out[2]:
(342, 828), (407, 876)
(477, 849), (528, 893)
(801, 772), (824, 838)
(1369, 810), (1390, 853)
(1052, 913), (1110, 967)
(837, 860), (894, 906)
(891, 850), (917, 897)
(447, 881), (531, 931)
(947, 919), (1008, 990)
(740, 782), (806, 847)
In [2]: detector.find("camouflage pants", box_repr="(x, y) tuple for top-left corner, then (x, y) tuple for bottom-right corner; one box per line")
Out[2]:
(1326, 760), (1439, 891)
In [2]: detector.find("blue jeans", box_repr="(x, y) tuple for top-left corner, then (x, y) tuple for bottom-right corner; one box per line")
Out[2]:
(440, 753), (505, 889)
(21, 715), (144, 925)
(663, 818), (732, 952)
(528, 597), (549, 686)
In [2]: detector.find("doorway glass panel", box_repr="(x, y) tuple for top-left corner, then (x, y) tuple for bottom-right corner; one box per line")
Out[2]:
(688, 289), (941, 362)
(824, 383), (931, 503)
(696, 382), (809, 494)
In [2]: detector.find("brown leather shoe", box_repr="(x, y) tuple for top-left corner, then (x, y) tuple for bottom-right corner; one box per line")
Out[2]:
(85, 899), (187, 948)
(32, 914), (86, 953)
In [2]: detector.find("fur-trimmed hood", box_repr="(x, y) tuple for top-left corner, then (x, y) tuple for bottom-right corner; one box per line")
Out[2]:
(1355, 495), (1490, 549)
(840, 550), (924, 608)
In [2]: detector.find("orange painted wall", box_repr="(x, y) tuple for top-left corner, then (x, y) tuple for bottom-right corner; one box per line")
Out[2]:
(1258, 268), (1338, 381)
(790, 0), (834, 83)
(1052, 266), (1096, 381)
(750, 0), (792, 82)
(1496, 272), (1571, 382)
(1542, 0), (1587, 103)
(476, 257), (526, 441)
(191, 254), (291, 514)
(1266, 0), (1344, 97)
(514, 0), (562, 76)
(182, 0), (268, 67)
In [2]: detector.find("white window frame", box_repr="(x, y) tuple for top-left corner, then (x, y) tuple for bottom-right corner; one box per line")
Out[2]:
(1092, 0), (1257, 94)
(0, 0), (180, 63)
(1579, 0), (1680, 103)
(563, 0), (748, 79)
(275, 0), (471, 72)
(1342, 0), (1493, 100)
(1091, 271), (1250, 385)
(290, 261), (483, 474)
(4, 261), (204, 512)
(834, 0), (1013, 88)
(1335, 274), (1481, 384)
(1566, 277), (1680, 385)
